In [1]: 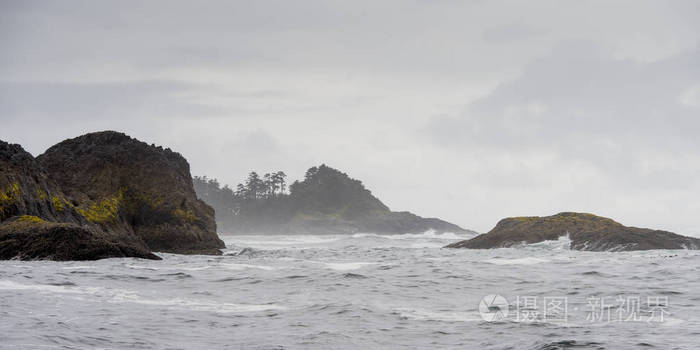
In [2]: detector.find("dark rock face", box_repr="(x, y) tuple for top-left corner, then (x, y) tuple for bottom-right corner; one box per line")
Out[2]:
(446, 212), (700, 251)
(1, 131), (225, 260)
(569, 226), (700, 251)
(0, 217), (158, 261)
(37, 131), (224, 254)
(0, 140), (157, 260)
(0, 140), (82, 223)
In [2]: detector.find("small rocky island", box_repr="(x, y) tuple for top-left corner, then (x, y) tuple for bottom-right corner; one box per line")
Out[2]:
(195, 164), (471, 235)
(0, 131), (224, 260)
(446, 212), (700, 251)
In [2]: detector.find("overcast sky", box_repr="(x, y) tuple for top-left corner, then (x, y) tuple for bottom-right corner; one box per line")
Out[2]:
(2, 0), (700, 234)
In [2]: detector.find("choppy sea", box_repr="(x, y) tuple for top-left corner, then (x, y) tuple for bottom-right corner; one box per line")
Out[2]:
(2, 231), (700, 349)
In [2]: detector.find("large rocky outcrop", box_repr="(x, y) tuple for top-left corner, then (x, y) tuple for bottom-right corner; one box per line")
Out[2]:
(1, 131), (225, 260)
(446, 212), (700, 251)
(37, 131), (224, 255)
(0, 139), (157, 260)
(195, 164), (471, 235)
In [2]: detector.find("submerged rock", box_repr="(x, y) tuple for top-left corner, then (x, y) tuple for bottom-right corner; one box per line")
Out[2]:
(445, 212), (700, 251)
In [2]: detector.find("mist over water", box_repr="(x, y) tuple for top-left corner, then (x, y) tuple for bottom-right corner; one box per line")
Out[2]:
(2, 232), (700, 349)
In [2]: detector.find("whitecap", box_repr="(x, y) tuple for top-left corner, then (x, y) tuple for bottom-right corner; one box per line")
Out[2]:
(110, 291), (285, 313)
(220, 263), (277, 271)
(484, 257), (550, 265)
(61, 266), (95, 270)
(353, 230), (473, 241)
(125, 264), (159, 270)
(526, 234), (572, 250)
(659, 316), (685, 327)
(224, 234), (344, 249)
(395, 307), (481, 322)
(0, 280), (100, 295)
(410, 242), (447, 249)
(350, 233), (382, 239)
(2, 280), (286, 314)
(172, 266), (212, 271)
(323, 262), (376, 271)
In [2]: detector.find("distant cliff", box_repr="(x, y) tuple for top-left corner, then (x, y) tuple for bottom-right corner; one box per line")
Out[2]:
(446, 212), (700, 251)
(195, 164), (471, 235)
(0, 131), (224, 261)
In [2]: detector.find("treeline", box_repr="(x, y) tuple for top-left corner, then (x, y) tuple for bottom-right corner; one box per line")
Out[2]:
(195, 171), (287, 201)
(194, 170), (290, 222)
(194, 165), (388, 231)
(234, 171), (287, 200)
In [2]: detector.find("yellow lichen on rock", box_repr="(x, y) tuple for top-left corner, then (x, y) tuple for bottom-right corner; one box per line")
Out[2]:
(36, 188), (48, 200)
(131, 191), (164, 210)
(173, 208), (197, 223)
(0, 182), (21, 219)
(51, 195), (66, 212)
(510, 212), (620, 226)
(0, 182), (20, 201)
(78, 191), (124, 223)
(145, 195), (164, 210)
(17, 215), (45, 223)
(512, 216), (539, 222)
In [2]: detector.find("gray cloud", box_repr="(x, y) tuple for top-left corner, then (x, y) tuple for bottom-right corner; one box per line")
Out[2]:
(482, 22), (546, 44)
(1, 1), (700, 234)
(426, 40), (700, 186)
(0, 80), (218, 121)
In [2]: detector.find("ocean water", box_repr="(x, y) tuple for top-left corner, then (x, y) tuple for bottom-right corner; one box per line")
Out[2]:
(2, 232), (700, 349)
